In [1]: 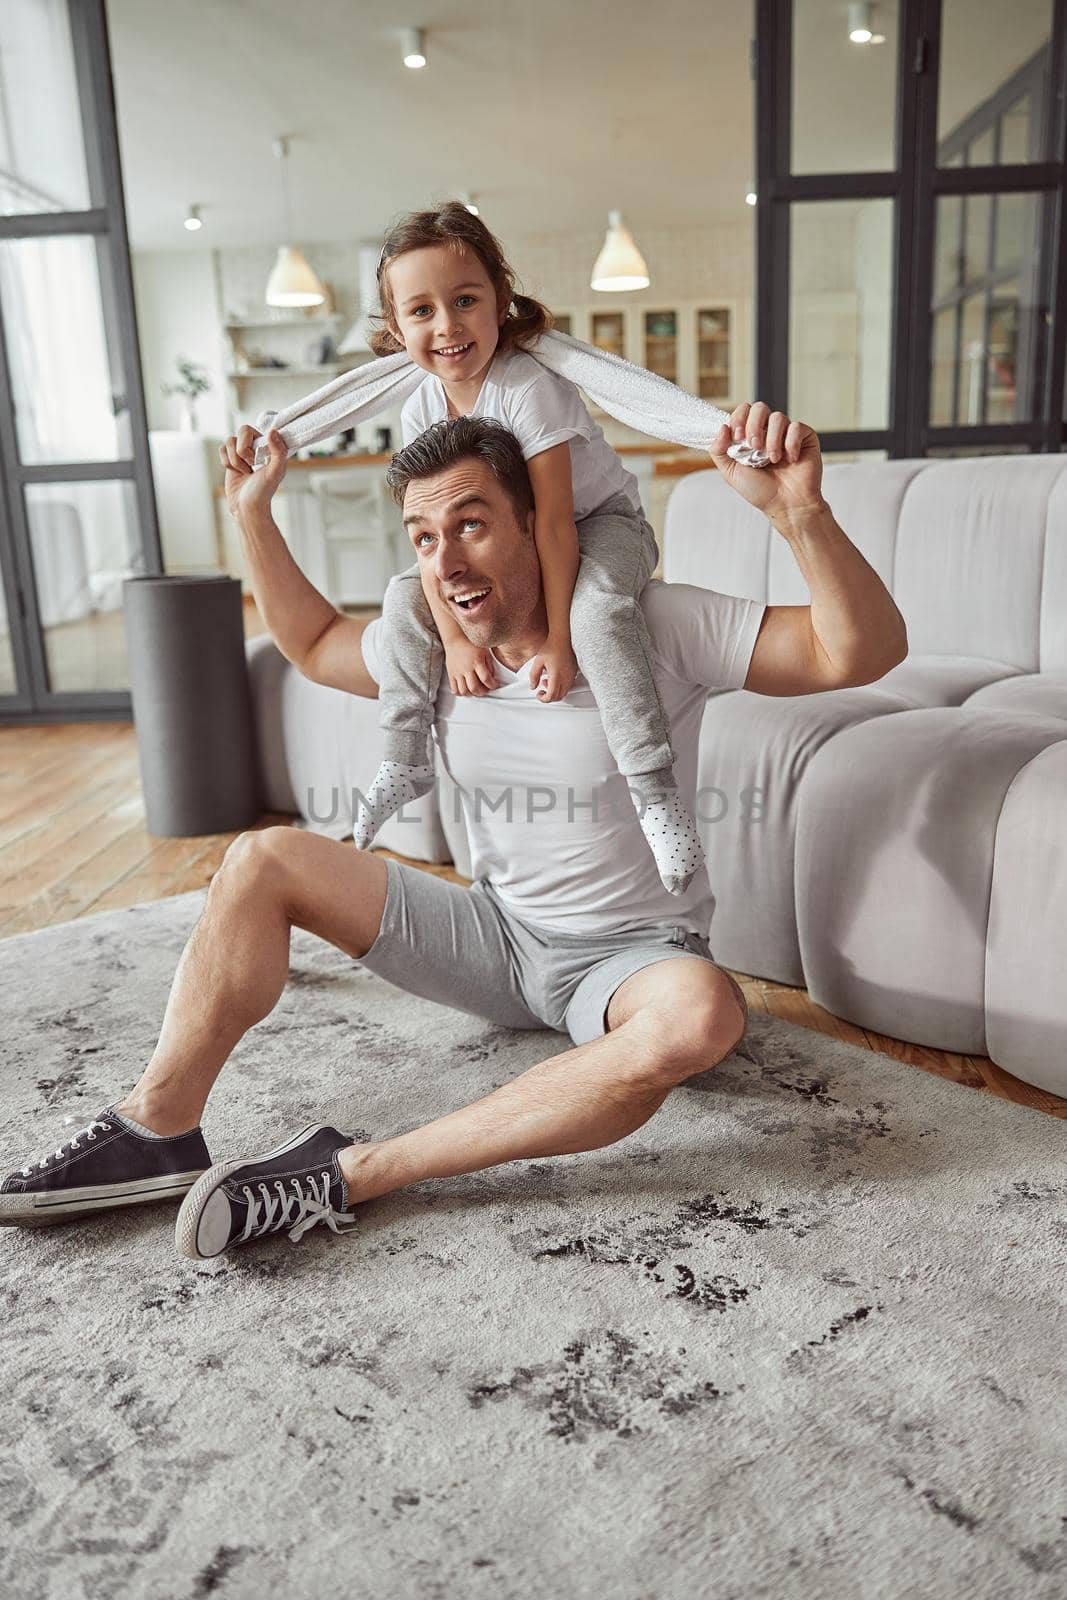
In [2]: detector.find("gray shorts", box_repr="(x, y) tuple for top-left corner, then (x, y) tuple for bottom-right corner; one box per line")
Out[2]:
(359, 858), (741, 1047)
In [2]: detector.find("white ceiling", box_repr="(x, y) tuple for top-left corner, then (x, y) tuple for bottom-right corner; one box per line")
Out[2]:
(106, 0), (1055, 254)
(109, 0), (757, 251)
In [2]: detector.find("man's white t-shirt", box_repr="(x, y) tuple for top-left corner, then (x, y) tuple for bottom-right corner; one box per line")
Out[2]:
(400, 348), (643, 521)
(360, 581), (766, 938)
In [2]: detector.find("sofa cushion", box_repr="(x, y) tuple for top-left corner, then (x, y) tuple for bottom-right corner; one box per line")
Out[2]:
(243, 635), (451, 862)
(986, 739), (1067, 1096)
(874, 654), (1023, 706)
(964, 672), (1067, 720)
(892, 455), (1067, 669)
(662, 458), (932, 604)
(662, 469), (771, 597)
(1040, 471), (1067, 670)
(246, 633), (301, 813)
(765, 459), (929, 603)
(795, 708), (1067, 1055)
(696, 684), (915, 987)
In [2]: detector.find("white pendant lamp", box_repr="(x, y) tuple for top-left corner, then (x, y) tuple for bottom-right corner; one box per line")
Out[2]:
(590, 210), (650, 292)
(265, 137), (325, 308)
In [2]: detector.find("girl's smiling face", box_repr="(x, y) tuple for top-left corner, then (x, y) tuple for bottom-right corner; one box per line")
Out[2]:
(384, 244), (506, 386)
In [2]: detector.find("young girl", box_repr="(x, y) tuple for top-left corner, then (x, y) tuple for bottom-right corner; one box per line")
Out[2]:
(355, 201), (705, 896)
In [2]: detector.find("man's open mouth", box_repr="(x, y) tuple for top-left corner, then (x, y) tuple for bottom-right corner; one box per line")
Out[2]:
(450, 586), (491, 616)
(434, 342), (473, 361)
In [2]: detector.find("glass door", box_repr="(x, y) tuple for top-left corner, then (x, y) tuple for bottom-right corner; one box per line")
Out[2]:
(0, 0), (161, 722)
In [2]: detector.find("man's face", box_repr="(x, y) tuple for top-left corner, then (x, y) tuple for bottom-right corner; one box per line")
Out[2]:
(402, 459), (542, 650)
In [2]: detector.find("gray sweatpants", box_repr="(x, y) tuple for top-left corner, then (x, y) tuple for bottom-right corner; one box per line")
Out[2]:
(376, 492), (675, 780)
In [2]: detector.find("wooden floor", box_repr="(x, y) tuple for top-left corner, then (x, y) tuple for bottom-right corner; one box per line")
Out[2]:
(1, 718), (1063, 1122)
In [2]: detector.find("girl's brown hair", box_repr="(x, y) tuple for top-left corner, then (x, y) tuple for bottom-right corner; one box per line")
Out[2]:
(370, 201), (552, 358)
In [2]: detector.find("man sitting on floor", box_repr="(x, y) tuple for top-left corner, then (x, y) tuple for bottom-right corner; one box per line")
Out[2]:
(1, 405), (907, 1259)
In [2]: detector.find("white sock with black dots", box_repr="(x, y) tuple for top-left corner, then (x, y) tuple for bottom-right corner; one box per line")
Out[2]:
(632, 787), (706, 896)
(354, 760), (435, 850)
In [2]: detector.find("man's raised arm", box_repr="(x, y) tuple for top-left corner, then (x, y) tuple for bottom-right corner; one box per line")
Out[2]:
(220, 425), (378, 699)
(707, 405), (908, 696)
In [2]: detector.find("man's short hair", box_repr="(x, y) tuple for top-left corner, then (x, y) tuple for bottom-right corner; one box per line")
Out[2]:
(386, 416), (535, 526)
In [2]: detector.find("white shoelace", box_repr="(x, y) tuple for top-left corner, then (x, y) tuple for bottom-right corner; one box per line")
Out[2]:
(21, 1118), (110, 1175)
(238, 1172), (356, 1245)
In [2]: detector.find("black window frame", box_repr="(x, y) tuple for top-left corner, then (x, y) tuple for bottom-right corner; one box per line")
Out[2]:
(753, 0), (1067, 458)
(0, 0), (161, 724)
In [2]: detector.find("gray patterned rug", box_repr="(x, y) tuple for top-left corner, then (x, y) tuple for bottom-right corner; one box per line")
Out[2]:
(0, 888), (1064, 1600)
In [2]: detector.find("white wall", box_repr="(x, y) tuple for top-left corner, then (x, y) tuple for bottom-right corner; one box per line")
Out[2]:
(509, 221), (755, 305)
(131, 249), (229, 436)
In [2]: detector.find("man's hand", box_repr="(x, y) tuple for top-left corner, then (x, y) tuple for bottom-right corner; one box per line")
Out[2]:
(528, 636), (578, 703)
(220, 425), (289, 524)
(710, 402), (826, 526)
(445, 637), (500, 697)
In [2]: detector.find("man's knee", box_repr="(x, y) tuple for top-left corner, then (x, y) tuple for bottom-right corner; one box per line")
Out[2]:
(213, 826), (294, 893)
(634, 967), (747, 1087)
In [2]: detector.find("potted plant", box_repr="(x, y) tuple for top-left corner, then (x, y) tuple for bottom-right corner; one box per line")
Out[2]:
(163, 358), (211, 432)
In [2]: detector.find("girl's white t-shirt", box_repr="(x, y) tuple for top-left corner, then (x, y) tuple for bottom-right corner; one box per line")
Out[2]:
(399, 348), (643, 521)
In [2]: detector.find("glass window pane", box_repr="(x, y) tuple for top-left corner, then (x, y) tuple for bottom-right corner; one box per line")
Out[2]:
(994, 193), (1027, 273)
(960, 296), (988, 425)
(789, 199), (894, 431)
(930, 307), (959, 425)
(24, 481), (146, 693)
(591, 312), (625, 358)
(963, 194), (993, 283)
(930, 192), (1046, 427)
(999, 97), (1031, 163)
(791, 0), (899, 174)
(938, 1), (1052, 165)
(933, 196), (963, 298)
(0, 235), (131, 465)
(986, 285), (1020, 424)
(0, 0), (91, 213)
(969, 128), (996, 167)
(644, 311), (677, 382)
(697, 308), (731, 402)
(0, 580), (16, 695)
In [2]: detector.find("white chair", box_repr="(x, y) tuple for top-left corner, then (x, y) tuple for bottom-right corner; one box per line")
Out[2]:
(305, 466), (405, 605)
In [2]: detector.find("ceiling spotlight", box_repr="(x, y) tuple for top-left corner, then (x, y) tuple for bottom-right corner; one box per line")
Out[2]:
(848, 1), (873, 42)
(403, 27), (426, 68)
(460, 190), (479, 216)
(183, 204), (202, 232)
(745, 191), (757, 207)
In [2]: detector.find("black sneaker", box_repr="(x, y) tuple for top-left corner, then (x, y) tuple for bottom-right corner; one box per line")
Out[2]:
(175, 1124), (357, 1260)
(0, 1108), (212, 1227)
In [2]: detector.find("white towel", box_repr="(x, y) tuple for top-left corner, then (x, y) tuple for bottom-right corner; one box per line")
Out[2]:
(252, 329), (770, 470)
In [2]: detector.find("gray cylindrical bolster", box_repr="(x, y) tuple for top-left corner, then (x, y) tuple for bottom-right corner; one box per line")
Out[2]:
(123, 575), (259, 838)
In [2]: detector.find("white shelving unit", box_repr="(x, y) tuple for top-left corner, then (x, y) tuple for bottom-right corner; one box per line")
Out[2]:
(550, 299), (749, 415)
(221, 312), (366, 430)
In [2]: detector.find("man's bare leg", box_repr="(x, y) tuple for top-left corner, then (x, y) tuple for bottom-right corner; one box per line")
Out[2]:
(115, 829), (389, 1136)
(117, 827), (746, 1201)
(336, 956), (745, 1205)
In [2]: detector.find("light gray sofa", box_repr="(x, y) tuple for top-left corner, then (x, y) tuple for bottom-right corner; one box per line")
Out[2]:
(244, 452), (1067, 1098)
